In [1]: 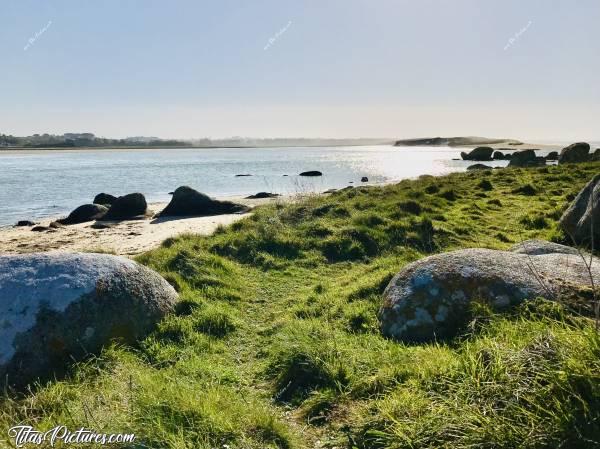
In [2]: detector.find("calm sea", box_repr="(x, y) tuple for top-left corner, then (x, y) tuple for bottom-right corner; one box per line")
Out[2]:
(0, 145), (554, 226)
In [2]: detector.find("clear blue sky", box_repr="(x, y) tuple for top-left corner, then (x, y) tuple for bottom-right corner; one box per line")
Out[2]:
(1, 0), (598, 140)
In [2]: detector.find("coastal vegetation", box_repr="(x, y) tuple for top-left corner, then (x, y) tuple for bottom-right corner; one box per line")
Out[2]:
(0, 133), (392, 150)
(0, 133), (187, 149)
(1, 161), (599, 448)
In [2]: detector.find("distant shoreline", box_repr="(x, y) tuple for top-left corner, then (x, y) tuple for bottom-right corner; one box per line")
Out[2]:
(0, 141), (565, 152)
(0, 135), (578, 152)
(0, 142), (396, 151)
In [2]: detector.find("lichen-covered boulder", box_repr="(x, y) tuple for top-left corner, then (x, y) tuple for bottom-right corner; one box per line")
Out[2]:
(0, 252), (178, 388)
(159, 186), (249, 217)
(509, 239), (579, 256)
(379, 240), (599, 342)
(558, 142), (590, 164)
(559, 174), (600, 247)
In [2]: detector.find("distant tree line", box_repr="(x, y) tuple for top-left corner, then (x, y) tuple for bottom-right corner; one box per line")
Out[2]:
(0, 133), (190, 148)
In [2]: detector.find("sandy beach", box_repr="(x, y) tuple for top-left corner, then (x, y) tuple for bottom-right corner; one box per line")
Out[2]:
(0, 197), (280, 256)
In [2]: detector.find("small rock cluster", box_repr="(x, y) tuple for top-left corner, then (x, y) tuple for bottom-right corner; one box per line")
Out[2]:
(17, 187), (252, 229)
(460, 142), (598, 167)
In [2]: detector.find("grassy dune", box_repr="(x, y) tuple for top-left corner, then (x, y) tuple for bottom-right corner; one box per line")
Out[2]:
(2, 162), (599, 448)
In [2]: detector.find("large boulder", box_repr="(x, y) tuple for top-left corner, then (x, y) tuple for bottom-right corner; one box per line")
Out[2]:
(102, 193), (148, 220)
(378, 240), (599, 342)
(558, 142), (590, 164)
(0, 253), (178, 388)
(159, 186), (249, 217)
(93, 193), (118, 205)
(507, 149), (542, 167)
(559, 175), (600, 247)
(591, 149), (600, 161)
(545, 151), (559, 161)
(492, 151), (505, 160)
(58, 204), (109, 225)
(460, 147), (493, 161)
(299, 170), (323, 176)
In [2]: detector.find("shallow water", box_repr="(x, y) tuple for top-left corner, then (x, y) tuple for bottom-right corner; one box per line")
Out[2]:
(0, 145), (552, 226)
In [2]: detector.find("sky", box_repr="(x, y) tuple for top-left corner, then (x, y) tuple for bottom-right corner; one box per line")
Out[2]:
(1, 0), (599, 141)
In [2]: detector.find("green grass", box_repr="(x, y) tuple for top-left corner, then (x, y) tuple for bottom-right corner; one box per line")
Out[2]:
(1, 162), (599, 448)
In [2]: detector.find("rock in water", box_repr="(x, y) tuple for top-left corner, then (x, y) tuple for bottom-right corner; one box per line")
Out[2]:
(492, 151), (504, 160)
(159, 186), (249, 216)
(545, 151), (559, 161)
(460, 147), (493, 161)
(0, 252), (178, 388)
(378, 240), (599, 342)
(466, 164), (492, 170)
(58, 204), (109, 225)
(299, 171), (323, 176)
(559, 174), (600, 247)
(507, 149), (541, 167)
(361, 177), (369, 182)
(93, 193), (118, 205)
(558, 142), (590, 164)
(102, 193), (148, 220)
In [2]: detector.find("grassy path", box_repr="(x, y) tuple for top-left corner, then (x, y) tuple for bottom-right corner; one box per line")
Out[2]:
(1, 162), (599, 448)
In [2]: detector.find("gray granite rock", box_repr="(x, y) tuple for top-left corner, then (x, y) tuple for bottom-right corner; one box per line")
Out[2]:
(0, 252), (178, 388)
(560, 174), (600, 248)
(379, 240), (599, 342)
(509, 239), (580, 256)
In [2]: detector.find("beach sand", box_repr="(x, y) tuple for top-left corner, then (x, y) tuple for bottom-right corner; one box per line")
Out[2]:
(0, 197), (280, 257)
